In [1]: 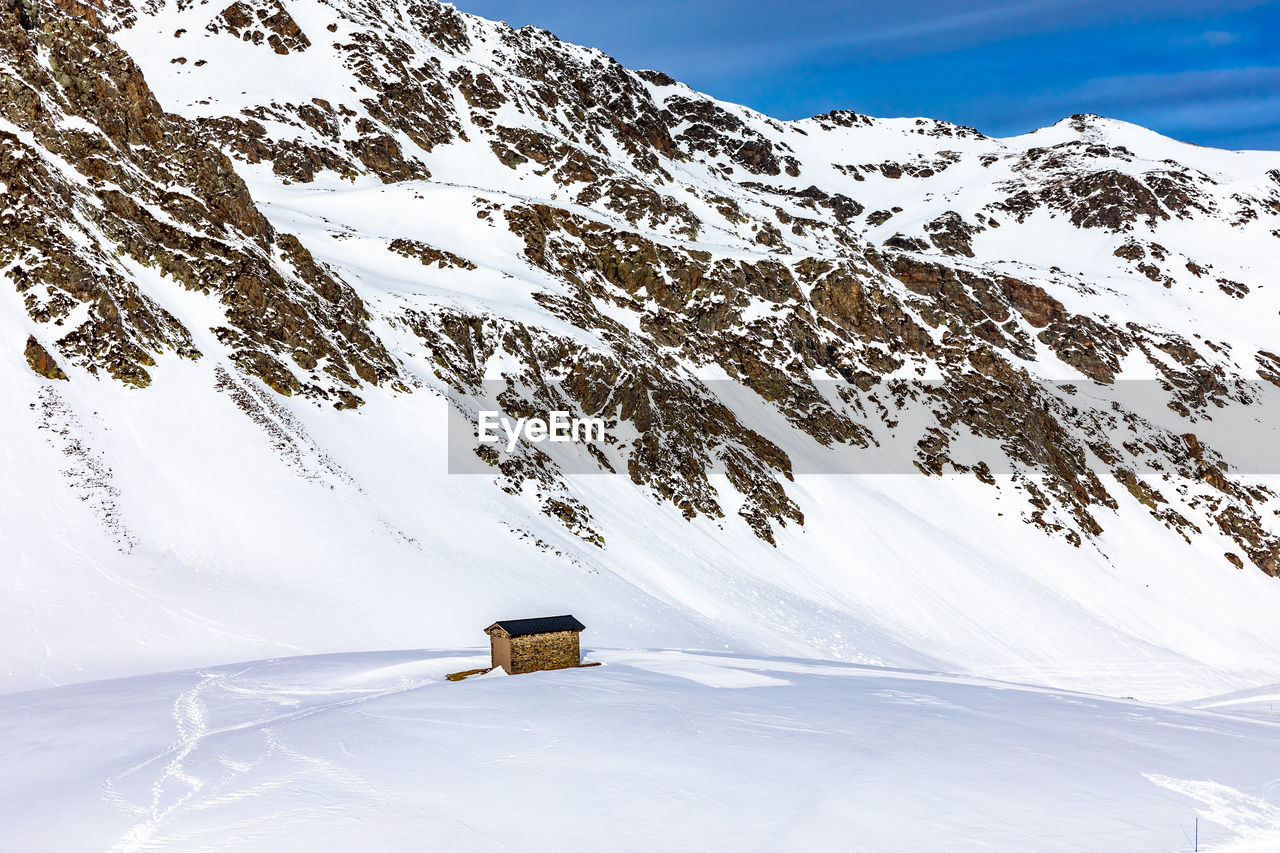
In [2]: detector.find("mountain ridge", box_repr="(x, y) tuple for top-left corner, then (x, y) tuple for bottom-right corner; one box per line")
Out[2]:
(3, 0), (1280, 700)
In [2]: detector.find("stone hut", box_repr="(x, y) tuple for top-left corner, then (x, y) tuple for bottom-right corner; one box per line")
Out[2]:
(485, 615), (585, 674)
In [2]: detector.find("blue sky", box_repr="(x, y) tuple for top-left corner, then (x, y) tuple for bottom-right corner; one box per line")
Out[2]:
(451, 0), (1280, 150)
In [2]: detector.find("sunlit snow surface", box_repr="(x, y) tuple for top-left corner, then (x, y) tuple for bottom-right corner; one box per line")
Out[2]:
(3, 649), (1280, 852)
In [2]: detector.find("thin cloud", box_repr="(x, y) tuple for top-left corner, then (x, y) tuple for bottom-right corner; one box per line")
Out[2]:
(1067, 66), (1280, 110)
(965, 66), (1280, 148)
(452, 0), (1280, 150)
(1172, 30), (1242, 47)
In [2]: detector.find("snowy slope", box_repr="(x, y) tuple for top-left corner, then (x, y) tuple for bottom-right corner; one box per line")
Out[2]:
(3, 649), (1280, 852)
(2, 0), (1280, 710)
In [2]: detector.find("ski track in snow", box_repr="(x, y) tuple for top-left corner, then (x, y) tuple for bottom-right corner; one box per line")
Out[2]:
(0, 650), (1277, 851)
(100, 667), (412, 852)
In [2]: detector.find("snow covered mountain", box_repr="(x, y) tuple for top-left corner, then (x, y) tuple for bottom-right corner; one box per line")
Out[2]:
(3, 0), (1280, 707)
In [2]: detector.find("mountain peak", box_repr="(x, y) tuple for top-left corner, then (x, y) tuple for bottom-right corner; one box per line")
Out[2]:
(3, 0), (1280, 700)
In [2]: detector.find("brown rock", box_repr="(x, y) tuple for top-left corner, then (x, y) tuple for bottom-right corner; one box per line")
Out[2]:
(24, 336), (69, 381)
(999, 277), (1064, 329)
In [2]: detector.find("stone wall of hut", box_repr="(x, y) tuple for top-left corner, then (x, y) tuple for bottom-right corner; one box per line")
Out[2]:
(508, 630), (581, 673)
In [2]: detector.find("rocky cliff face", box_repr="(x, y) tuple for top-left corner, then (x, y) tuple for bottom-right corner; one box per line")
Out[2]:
(1, 0), (396, 404)
(4, 0), (1280, 585)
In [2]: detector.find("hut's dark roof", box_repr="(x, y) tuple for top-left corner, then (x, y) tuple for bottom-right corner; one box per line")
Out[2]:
(486, 615), (585, 637)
